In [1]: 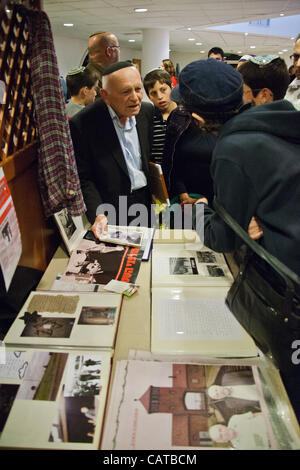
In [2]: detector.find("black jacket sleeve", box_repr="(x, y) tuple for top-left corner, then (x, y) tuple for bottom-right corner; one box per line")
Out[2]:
(193, 158), (259, 253)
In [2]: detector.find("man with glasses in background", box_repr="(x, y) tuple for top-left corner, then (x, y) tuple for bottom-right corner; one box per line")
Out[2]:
(87, 31), (120, 93)
(285, 34), (300, 110)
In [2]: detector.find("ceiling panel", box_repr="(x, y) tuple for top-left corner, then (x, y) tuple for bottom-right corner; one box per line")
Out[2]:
(43, 0), (300, 56)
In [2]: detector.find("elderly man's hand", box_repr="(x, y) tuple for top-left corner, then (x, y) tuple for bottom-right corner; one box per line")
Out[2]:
(91, 214), (108, 239)
(248, 216), (263, 240)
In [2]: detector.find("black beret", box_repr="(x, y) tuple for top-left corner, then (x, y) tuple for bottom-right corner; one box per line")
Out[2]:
(102, 61), (133, 76)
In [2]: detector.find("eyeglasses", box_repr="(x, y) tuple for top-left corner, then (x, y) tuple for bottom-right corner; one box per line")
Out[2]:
(290, 53), (300, 61)
(109, 45), (120, 49)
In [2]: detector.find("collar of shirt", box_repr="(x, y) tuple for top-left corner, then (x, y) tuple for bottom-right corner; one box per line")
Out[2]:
(289, 78), (300, 89)
(107, 104), (136, 131)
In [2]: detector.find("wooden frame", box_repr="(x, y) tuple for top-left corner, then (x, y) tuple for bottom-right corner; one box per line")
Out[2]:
(0, 1), (59, 271)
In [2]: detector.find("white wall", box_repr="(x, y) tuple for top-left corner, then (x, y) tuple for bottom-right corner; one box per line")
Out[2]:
(53, 35), (87, 78)
(120, 46), (141, 63)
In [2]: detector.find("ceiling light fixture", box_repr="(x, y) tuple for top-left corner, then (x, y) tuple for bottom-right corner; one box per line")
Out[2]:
(64, 23), (73, 27)
(128, 39), (136, 42)
(187, 27), (192, 31)
(134, 8), (148, 13)
(196, 42), (202, 45)
(250, 45), (256, 49)
(244, 32), (248, 36)
(280, 13), (284, 16)
(200, 50), (205, 53)
(188, 38), (195, 41)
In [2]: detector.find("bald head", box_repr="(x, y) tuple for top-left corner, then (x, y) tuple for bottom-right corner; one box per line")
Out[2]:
(100, 65), (143, 124)
(88, 32), (120, 68)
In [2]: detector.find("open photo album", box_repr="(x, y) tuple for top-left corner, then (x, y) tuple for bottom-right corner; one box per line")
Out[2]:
(53, 208), (154, 261)
(98, 225), (144, 247)
(152, 243), (233, 287)
(3, 291), (122, 350)
(0, 346), (112, 449)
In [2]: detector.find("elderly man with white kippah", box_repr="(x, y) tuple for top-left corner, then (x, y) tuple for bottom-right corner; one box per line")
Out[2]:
(69, 61), (154, 231)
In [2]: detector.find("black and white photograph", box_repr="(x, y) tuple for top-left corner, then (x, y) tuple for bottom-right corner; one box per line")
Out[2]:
(206, 265), (226, 277)
(64, 354), (103, 397)
(99, 227), (143, 247)
(57, 208), (76, 240)
(197, 251), (217, 264)
(169, 257), (199, 275)
(53, 209), (86, 254)
(65, 238), (143, 285)
(1, 221), (12, 245)
(66, 240), (126, 285)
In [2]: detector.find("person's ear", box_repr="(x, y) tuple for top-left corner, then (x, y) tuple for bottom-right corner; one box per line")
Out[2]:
(105, 46), (112, 58)
(100, 88), (109, 103)
(257, 88), (274, 104)
(192, 112), (206, 127)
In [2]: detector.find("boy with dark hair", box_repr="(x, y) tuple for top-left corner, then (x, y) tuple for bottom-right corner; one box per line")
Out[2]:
(65, 66), (99, 118)
(143, 69), (177, 164)
(208, 47), (225, 61)
(238, 55), (290, 104)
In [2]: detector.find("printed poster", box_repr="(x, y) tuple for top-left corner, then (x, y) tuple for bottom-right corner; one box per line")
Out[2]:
(0, 168), (22, 290)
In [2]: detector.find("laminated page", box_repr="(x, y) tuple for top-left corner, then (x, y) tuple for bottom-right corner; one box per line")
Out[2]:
(102, 360), (284, 450)
(0, 347), (112, 449)
(151, 287), (257, 357)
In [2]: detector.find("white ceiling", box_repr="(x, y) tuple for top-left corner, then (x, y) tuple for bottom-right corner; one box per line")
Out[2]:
(43, 0), (300, 57)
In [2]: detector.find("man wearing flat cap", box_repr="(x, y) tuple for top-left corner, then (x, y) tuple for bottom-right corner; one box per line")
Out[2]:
(69, 61), (154, 231)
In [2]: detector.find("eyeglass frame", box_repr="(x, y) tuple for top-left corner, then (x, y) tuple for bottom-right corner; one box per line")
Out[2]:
(290, 53), (300, 62)
(108, 45), (120, 49)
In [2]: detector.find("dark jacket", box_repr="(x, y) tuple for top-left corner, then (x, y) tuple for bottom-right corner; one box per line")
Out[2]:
(69, 99), (154, 223)
(170, 122), (217, 203)
(162, 107), (217, 203)
(196, 100), (300, 278)
(162, 106), (191, 191)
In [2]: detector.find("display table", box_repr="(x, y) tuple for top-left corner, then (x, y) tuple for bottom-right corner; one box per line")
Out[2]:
(36, 231), (300, 445)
